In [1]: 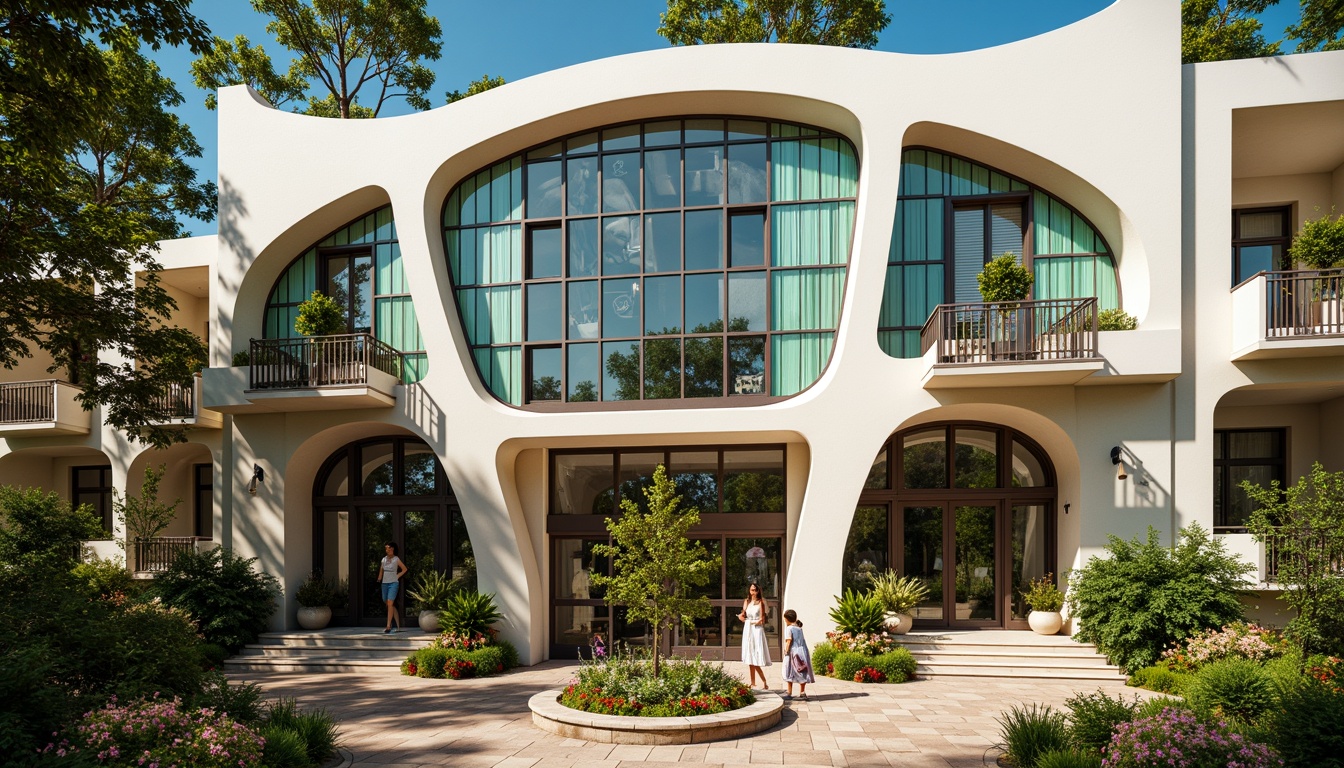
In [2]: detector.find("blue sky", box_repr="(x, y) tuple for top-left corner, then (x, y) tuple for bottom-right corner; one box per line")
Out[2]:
(151, 0), (1305, 235)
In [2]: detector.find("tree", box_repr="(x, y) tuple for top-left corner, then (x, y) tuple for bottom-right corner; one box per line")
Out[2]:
(1182, 0), (1281, 62)
(446, 73), (506, 104)
(1285, 0), (1344, 51)
(1, 3), (214, 449)
(193, 0), (443, 118)
(658, 0), (890, 47)
(116, 464), (181, 542)
(1244, 462), (1344, 657)
(603, 318), (759, 400)
(591, 465), (716, 677)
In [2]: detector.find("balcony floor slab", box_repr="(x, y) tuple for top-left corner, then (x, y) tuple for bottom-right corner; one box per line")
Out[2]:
(921, 359), (1104, 389)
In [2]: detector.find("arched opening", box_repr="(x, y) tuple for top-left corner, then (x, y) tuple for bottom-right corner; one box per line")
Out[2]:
(845, 422), (1056, 629)
(312, 437), (471, 626)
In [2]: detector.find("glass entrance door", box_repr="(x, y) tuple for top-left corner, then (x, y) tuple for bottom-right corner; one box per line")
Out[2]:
(358, 508), (440, 624)
(901, 502), (1000, 627)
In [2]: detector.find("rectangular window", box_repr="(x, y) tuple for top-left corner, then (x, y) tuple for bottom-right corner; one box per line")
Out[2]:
(1232, 207), (1290, 286)
(193, 463), (213, 538)
(1213, 428), (1286, 530)
(72, 465), (114, 533)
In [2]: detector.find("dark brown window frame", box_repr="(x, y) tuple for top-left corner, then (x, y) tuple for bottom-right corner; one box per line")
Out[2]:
(192, 463), (212, 538)
(1231, 206), (1292, 287)
(71, 464), (114, 533)
(1213, 427), (1287, 531)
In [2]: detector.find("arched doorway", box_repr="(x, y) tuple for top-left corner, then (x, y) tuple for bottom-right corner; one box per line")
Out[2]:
(312, 437), (471, 626)
(846, 422), (1056, 629)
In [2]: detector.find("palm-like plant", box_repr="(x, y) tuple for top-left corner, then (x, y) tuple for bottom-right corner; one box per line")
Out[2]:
(869, 571), (929, 615)
(828, 589), (885, 634)
(407, 570), (459, 612)
(440, 591), (504, 636)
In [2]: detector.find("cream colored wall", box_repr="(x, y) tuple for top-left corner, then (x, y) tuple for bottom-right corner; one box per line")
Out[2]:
(1322, 396), (1344, 471)
(1232, 173), (1333, 230)
(1215, 403), (1325, 482)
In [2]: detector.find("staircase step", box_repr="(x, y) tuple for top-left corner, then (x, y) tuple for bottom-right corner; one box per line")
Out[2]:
(904, 652), (1113, 667)
(224, 656), (404, 674)
(886, 631), (1125, 682)
(237, 646), (412, 660)
(915, 663), (1127, 680)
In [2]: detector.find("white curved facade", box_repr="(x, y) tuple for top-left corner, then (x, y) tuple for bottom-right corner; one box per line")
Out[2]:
(2, 0), (1342, 663)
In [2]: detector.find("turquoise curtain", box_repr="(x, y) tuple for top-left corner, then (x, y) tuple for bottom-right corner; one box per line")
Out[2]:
(375, 243), (405, 294)
(474, 346), (522, 405)
(446, 158), (523, 228)
(449, 224), (522, 286)
(1033, 256), (1120, 311)
(891, 198), (943, 262)
(772, 202), (854, 266)
(772, 138), (857, 202)
(457, 286), (521, 346)
(375, 297), (424, 353)
(770, 332), (834, 395)
(771, 267), (845, 331)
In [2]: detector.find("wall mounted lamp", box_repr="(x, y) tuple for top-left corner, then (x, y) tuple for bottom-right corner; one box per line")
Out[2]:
(248, 464), (266, 495)
(1110, 446), (1128, 481)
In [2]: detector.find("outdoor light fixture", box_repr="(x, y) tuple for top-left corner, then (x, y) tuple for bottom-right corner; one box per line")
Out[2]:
(1111, 446), (1128, 481)
(248, 464), (266, 495)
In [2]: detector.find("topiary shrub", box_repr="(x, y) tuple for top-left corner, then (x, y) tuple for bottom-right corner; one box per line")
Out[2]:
(1183, 658), (1275, 725)
(977, 252), (1034, 303)
(1127, 665), (1188, 694)
(1064, 689), (1138, 754)
(996, 703), (1070, 768)
(828, 589), (885, 635)
(1067, 524), (1252, 672)
(150, 547), (281, 652)
(868, 648), (918, 683)
(293, 290), (347, 337)
(811, 641), (837, 674)
(830, 651), (871, 682)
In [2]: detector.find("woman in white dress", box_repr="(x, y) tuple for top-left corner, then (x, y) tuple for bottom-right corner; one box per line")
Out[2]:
(737, 582), (772, 689)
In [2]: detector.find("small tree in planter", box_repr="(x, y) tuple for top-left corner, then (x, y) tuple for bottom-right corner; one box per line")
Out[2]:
(591, 465), (716, 678)
(976, 253), (1034, 356)
(1021, 573), (1065, 635)
(1098, 308), (1138, 331)
(1286, 209), (1344, 327)
(294, 291), (349, 380)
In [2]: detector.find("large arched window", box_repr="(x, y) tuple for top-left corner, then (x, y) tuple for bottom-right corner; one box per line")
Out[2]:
(263, 207), (428, 381)
(879, 148), (1120, 358)
(444, 118), (859, 406)
(846, 422), (1056, 629)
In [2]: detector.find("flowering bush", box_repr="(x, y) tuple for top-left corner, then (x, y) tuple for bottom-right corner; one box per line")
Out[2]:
(825, 631), (900, 656)
(443, 659), (476, 679)
(435, 630), (491, 652)
(558, 644), (753, 718)
(1306, 656), (1343, 693)
(401, 634), (518, 679)
(45, 696), (265, 768)
(1160, 623), (1288, 672)
(853, 667), (886, 683)
(1102, 707), (1282, 768)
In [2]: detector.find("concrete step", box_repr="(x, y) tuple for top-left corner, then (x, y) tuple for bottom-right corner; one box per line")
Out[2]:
(224, 656), (404, 674)
(903, 651), (1114, 667)
(886, 630), (1125, 681)
(223, 628), (433, 673)
(236, 646), (413, 660)
(915, 662), (1127, 680)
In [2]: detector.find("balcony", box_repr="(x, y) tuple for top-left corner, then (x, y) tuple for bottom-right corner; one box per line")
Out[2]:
(1262, 528), (1343, 586)
(132, 536), (213, 577)
(147, 377), (221, 428)
(201, 333), (403, 413)
(919, 298), (1105, 388)
(1231, 269), (1344, 361)
(0, 379), (91, 437)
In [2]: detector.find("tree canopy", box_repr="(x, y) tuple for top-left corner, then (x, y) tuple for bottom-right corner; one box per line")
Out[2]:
(446, 73), (506, 104)
(1, 1), (213, 448)
(658, 0), (890, 47)
(1182, 0), (1343, 62)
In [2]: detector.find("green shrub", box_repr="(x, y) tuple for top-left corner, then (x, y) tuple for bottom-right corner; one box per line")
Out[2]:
(1127, 665), (1188, 694)
(1067, 524), (1252, 672)
(260, 724), (310, 768)
(868, 648), (917, 683)
(828, 589), (885, 635)
(492, 638), (520, 669)
(294, 290), (347, 336)
(1184, 658), (1274, 725)
(811, 641), (837, 673)
(996, 703), (1070, 768)
(200, 642), (230, 666)
(468, 645), (508, 676)
(830, 651), (871, 682)
(1133, 697), (1190, 720)
(1262, 677), (1344, 768)
(1262, 653), (1305, 695)
(151, 547), (281, 652)
(1097, 308), (1138, 331)
(978, 252), (1034, 303)
(295, 571), (339, 609)
(561, 650), (752, 717)
(72, 557), (140, 599)
(868, 571), (928, 614)
(1064, 689), (1138, 754)
(413, 646), (452, 678)
(191, 671), (265, 726)
(1036, 750), (1103, 768)
(264, 698), (341, 766)
(407, 570), (461, 612)
(440, 591), (504, 636)
(1022, 573), (1065, 612)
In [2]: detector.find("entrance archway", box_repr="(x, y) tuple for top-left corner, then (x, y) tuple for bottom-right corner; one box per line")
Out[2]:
(847, 422), (1056, 629)
(312, 437), (471, 626)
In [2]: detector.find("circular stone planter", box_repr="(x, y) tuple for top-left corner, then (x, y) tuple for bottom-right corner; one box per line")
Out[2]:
(528, 690), (784, 745)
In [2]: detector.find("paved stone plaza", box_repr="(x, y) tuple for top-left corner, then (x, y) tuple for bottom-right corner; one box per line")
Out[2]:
(231, 661), (1154, 767)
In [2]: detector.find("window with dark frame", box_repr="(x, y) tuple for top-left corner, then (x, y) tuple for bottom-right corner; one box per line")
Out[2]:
(72, 465), (114, 533)
(1214, 428), (1286, 530)
(1232, 207), (1291, 286)
(193, 463), (212, 538)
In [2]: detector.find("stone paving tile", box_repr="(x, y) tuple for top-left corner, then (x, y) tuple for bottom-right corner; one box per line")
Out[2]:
(230, 661), (1150, 768)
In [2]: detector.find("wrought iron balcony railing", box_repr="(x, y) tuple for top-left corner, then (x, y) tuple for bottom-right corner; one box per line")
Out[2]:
(1263, 527), (1344, 583)
(248, 334), (402, 390)
(920, 297), (1099, 364)
(134, 536), (206, 573)
(1257, 268), (1344, 338)
(148, 380), (196, 420)
(0, 379), (63, 423)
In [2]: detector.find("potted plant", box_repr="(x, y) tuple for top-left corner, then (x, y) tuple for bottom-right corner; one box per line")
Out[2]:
(976, 253), (1034, 359)
(1286, 209), (1344, 328)
(1022, 573), (1065, 635)
(408, 570), (460, 632)
(294, 290), (349, 384)
(296, 571), (338, 630)
(869, 571), (928, 635)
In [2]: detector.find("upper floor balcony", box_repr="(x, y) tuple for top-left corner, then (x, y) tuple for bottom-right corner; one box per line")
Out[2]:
(1231, 269), (1344, 361)
(147, 377), (221, 429)
(201, 333), (403, 413)
(0, 379), (91, 437)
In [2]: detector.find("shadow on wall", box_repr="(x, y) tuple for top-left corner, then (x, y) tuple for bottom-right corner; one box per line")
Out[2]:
(215, 175), (251, 362)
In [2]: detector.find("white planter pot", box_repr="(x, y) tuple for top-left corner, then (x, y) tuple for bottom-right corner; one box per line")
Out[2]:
(418, 610), (441, 633)
(1028, 610), (1063, 636)
(884, 612), (914, 635)
(297, 605), (332, 630)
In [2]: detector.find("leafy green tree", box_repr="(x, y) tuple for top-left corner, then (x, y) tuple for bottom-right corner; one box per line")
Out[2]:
(294, 290), (347, 336)
(658, 0), (890, 48)
(1182, 0), (1281, 63)
(1067, 524), (1253, 672)
(1285, 0), (1344, 51)
(603, 318), (759, 400)
(193, 0), (443, 118)
(1244, 462), (1344, 657)
(591, 465), (716, 677)
(116, 464), (181, 543)
(1, 1), (214, 449)
(446, 73), (506, 104)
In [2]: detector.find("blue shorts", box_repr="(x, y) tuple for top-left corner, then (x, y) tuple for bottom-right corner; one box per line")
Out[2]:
(381, 582), (399, 601)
